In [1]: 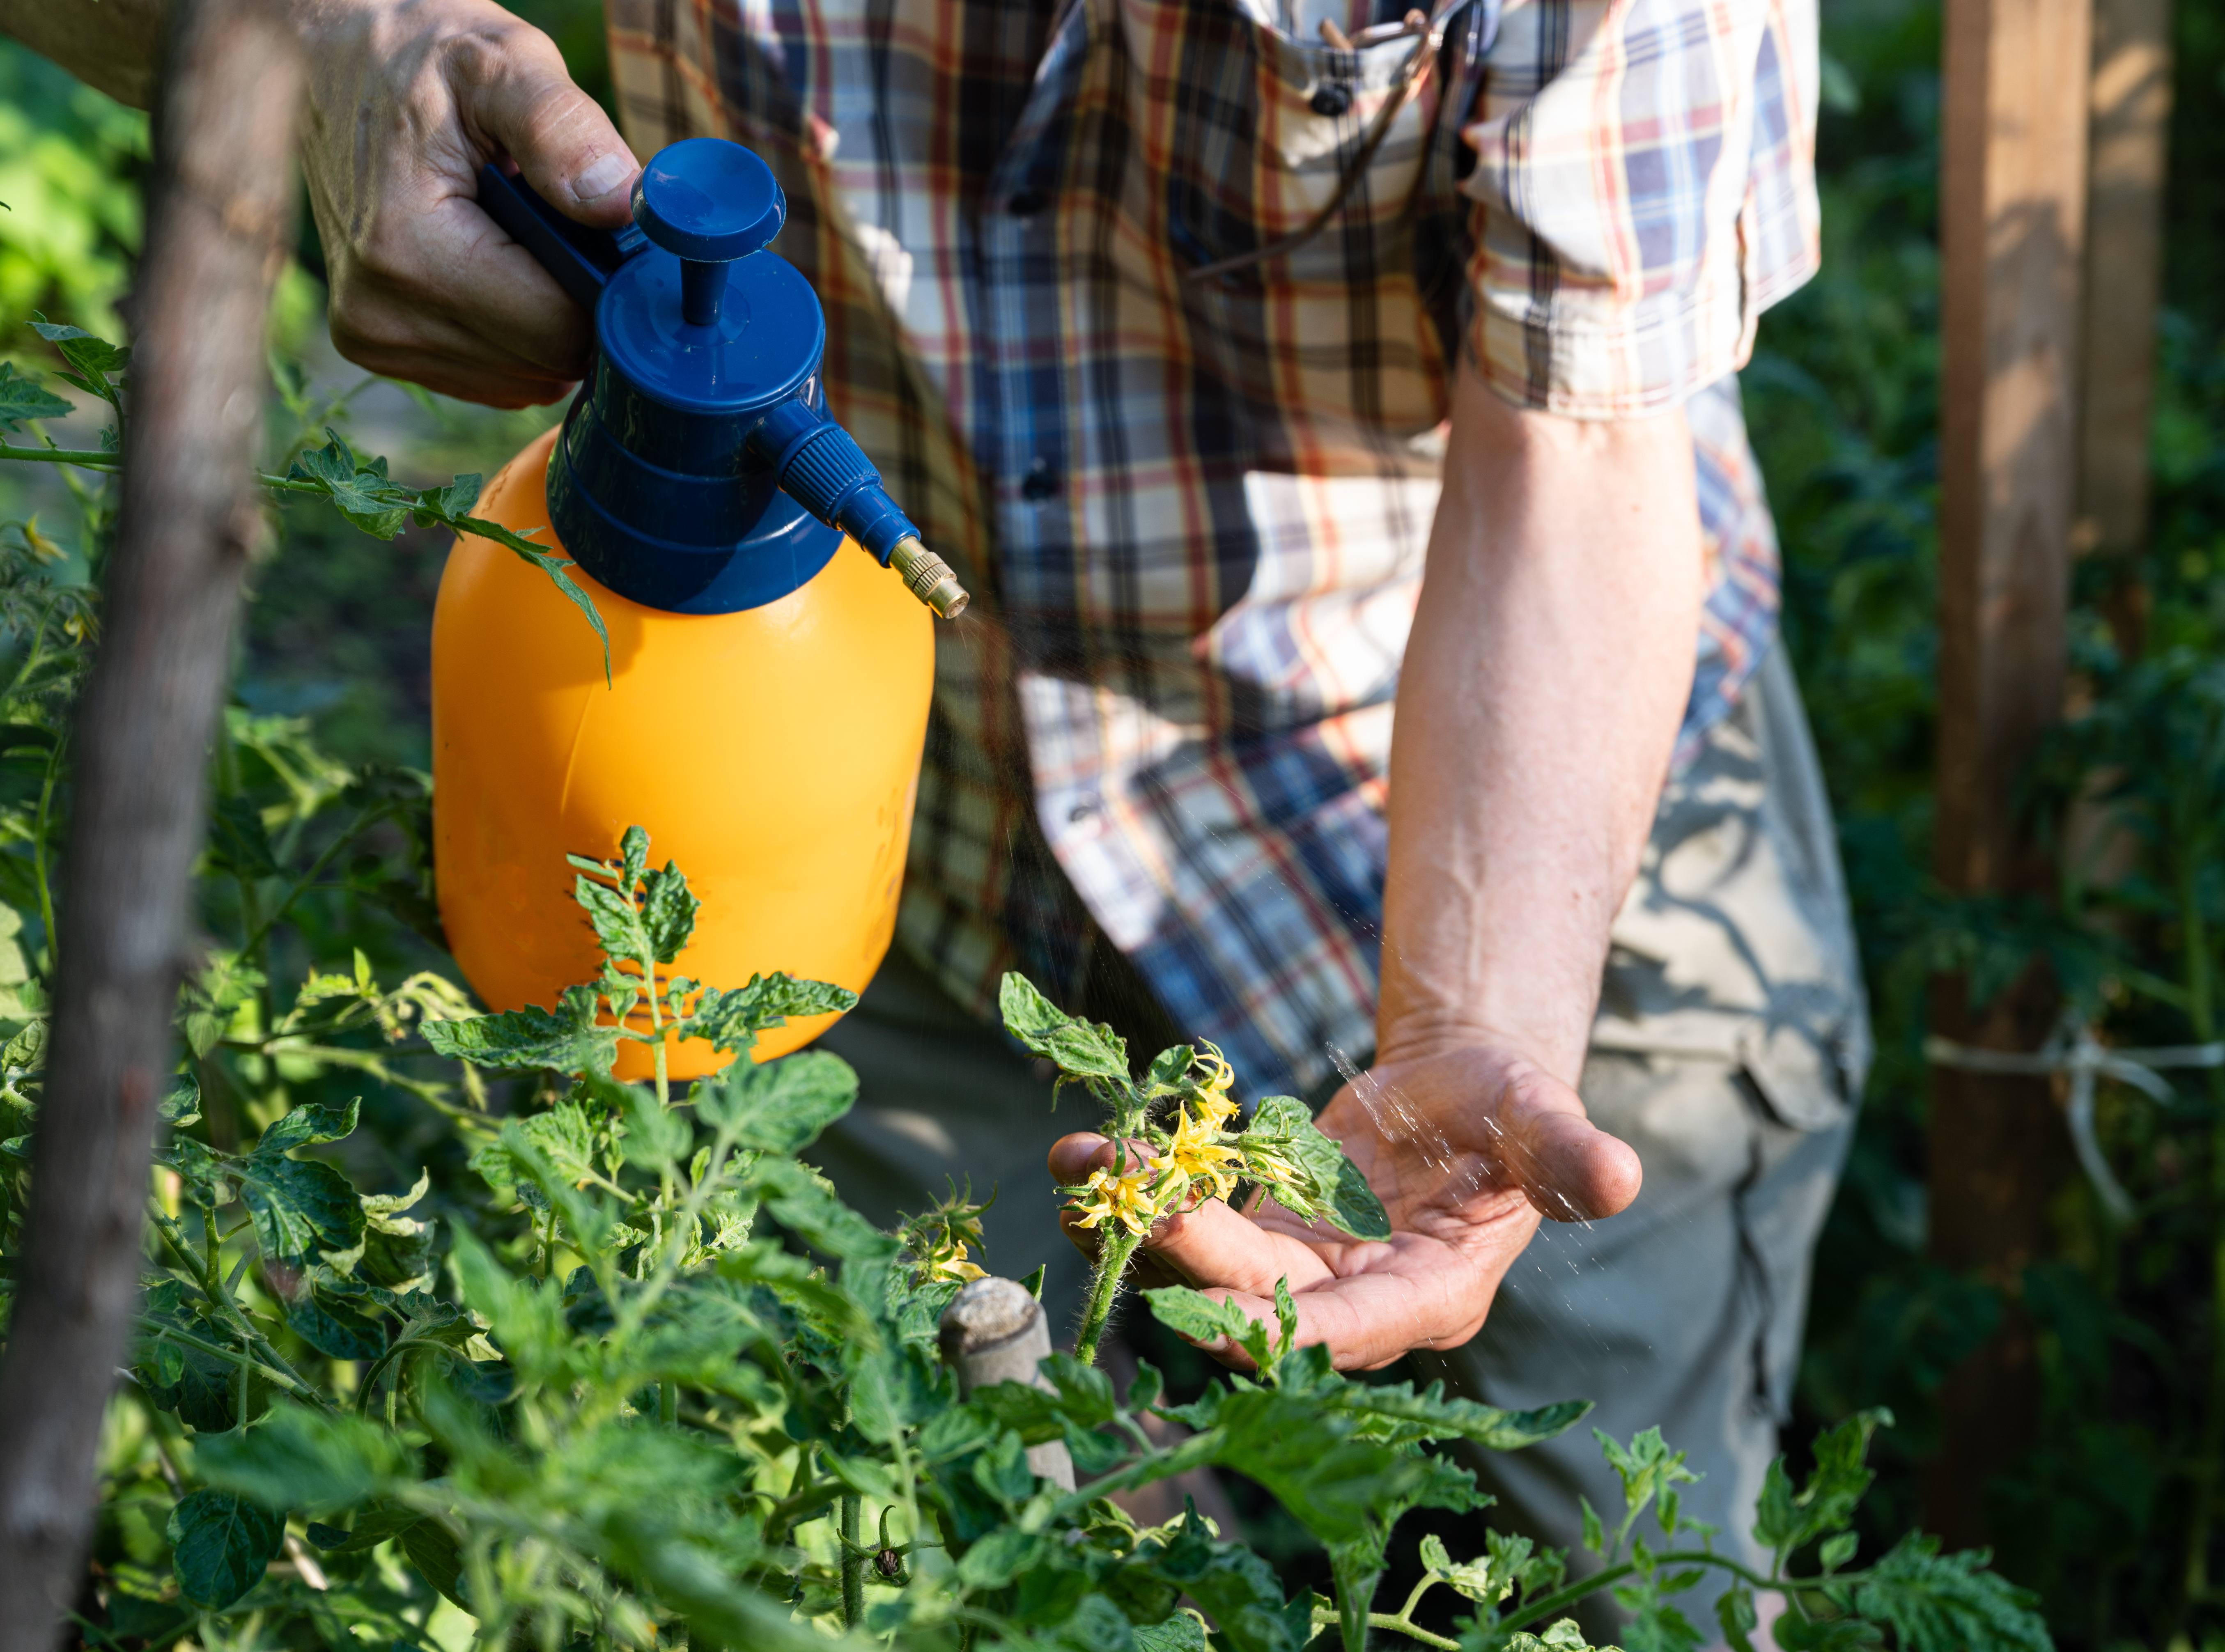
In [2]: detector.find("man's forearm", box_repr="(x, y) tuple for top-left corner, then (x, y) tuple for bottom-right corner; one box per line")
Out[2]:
(0, 0), (171, 107)
(1379, 363), (1702, 1083)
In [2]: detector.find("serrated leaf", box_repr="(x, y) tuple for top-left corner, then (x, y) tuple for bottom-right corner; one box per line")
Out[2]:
(254, 1097), (360, 1155)
(1143, 1285), (1272, 1372)
(574, 870), (648, 963)
(166, 1489), (282, 1610)
(692, 1049), (858, 1154)
(1850, 1534), (2050, 1652)
(998, 972), (1130, 1085)
(0, 362), (72, 430)
(686, 971), (858, 1055)
(237, 1154), (364, 1267)
(1240, 1095), (1389, 1240)
(423, 985), (620, 1076)
(638, 861), (698, 963)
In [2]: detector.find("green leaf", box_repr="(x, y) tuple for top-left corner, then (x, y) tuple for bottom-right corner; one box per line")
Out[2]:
(1141, 1043), (1196, 1097)
(692, 1049), (858, 1154)
(1715, 1583), (1760, 1652)
(686, 971), (859, 1055)
(1850, 1534), (2050, 1652)
(31, 318), (129, 403)
(0, 362), (73, 430)
(1580, 1496), (1605, 1556)
(166, 1489), (282, 1610)
(284, 1279), (386, 1359)
(423, 984), (620, 1075)
(998, 972), (1131, 1085)
(1821, 1531), (1860, 1573)
(1133, 1613), (1209, 1652)
(1240, 1096), (1390, 1240)
(1596, 1425), (1701, 1521)
(1754, 1410), (1891, 1555)
(575, 870), (649, 964)
(196, 1402), (401, 1511)
(1143, 1285), (1272, 1372)
(639, 861), (699, 963)
(237, 1154), (365, 1267)
(1331, 1383), (1589, 1451)
(160, 1072), (200, 1126)
(303, 1500), (423, 1555)
(137, 1280), (240, 1432)
(254, 1097), (360, 1156)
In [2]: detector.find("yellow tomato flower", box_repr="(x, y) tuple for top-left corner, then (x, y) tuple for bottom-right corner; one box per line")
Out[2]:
(1190, 1042), (1241, 1130)
(1168, 1107), (1242, 1203)
(921, 1246), (987, 1285)
(1070, 1165), (1162, 1237)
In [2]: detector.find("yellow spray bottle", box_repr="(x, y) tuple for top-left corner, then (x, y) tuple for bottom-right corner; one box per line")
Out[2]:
(433, 139), (964, 1080)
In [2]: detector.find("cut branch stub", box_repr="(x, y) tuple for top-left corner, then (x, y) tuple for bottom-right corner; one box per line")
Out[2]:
(938, 1277), (1076, 1491)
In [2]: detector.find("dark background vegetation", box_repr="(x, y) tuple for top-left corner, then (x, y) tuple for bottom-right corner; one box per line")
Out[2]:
(3, 0), (2224, 1641)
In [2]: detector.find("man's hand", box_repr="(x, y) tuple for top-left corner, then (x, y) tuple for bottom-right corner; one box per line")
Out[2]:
(295, 0), (638, 405)
(1049, 1043), (1642, 1370)
(1054, 364), (1702, 1371)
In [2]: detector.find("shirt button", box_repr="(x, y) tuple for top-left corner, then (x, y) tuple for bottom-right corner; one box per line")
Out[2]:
(1008, 188), (1048, 218)
(1020, 459), (1061, 500)
(1310, 84), (1353, 117)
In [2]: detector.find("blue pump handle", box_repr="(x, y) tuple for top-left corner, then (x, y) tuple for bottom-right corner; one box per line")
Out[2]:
(475, 164), (645, 310)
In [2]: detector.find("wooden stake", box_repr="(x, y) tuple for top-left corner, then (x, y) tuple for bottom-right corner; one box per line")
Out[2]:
(2076, 0), (2172, 657)
(0, 0), (301, 1640)
(1927, 0), (2092, 1550)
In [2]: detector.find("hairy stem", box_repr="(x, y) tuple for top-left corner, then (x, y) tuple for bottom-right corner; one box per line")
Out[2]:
(839, 1494), (865, 1630)
(1366, 1613), (1459, 1650)
(1075, 1228), (1141, 1367)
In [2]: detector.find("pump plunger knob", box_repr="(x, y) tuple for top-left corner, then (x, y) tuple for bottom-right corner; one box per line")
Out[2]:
(632, 138), (788, 327)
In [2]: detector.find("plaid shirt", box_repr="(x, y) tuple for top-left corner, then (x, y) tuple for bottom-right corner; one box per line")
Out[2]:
(604, 0), (1819, 1099)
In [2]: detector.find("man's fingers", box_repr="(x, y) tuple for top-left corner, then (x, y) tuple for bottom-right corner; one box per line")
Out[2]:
(465, 30), (639, 225)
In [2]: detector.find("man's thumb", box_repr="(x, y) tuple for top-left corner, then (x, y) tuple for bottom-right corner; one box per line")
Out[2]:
(471, 36), (639, 227)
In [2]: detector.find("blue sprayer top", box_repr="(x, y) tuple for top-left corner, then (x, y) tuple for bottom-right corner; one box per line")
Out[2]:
(478, 138), (965, 617)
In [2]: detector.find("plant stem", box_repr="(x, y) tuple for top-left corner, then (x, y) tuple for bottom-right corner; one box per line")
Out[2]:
(1075, 1228), (1141, 1367)
(1331, 1547), (1377, 1652)
(660, 1380), (677, 1427)
(31, 733), (62, 973)
(1364, 1614), (1458, 1650)
(0, 443), (121, 471)
(839, 1493), (865, 1630)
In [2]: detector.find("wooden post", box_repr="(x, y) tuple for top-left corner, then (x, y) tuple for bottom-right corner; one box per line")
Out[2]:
(2076, 0), (2172, 657)
(0, 0), (300, 1641)
(1926, 0), (2092, 1550)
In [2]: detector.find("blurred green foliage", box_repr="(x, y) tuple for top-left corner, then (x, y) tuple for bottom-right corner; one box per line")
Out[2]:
(0, 40), (145, 339)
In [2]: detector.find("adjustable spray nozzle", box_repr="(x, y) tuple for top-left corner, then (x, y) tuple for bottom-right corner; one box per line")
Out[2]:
(478, 140), (969, 620)
(744, 402), (969, 618)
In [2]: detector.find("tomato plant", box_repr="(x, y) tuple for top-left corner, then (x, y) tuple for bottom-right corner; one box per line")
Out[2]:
(0, 324), (2048, 1652)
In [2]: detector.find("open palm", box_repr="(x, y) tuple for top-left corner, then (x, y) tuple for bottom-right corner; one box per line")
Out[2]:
(1048, 1043), (1642, 1371)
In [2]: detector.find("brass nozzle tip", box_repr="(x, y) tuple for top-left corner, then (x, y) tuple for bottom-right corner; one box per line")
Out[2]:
(890, 537), (971, 619)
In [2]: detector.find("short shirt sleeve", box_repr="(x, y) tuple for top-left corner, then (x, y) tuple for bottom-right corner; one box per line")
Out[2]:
(1460, 0), (1821, 419)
